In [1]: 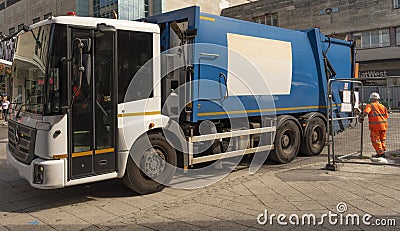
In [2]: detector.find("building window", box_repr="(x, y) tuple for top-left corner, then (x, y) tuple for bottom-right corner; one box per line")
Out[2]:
(17, 24), (24, 31)
(397, 27), (400, 45)
(254, 13), (278, 27)
(394, 0), (400, 8)
(8, 27), (15, 35)
(33, 17), (40, 24)
(44, 12), (52, 19)
(144, 0), (149, 17)
(6, 0), (21, 7)
(353, 29), (390, 49)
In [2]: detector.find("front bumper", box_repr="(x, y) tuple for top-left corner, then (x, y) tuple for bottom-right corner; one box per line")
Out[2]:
(6, 145), (66, 189)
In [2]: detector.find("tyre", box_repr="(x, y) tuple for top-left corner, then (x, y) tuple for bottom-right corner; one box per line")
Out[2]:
(269, 119), (301, 164)
(300, 117), (326, 156)
(123, 133), (177, 194)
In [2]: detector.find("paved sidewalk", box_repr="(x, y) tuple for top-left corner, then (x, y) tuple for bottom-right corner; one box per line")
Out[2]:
(0, 140), (399, 230)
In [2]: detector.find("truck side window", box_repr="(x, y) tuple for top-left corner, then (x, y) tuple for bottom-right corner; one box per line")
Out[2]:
(117, 30), (153, 103)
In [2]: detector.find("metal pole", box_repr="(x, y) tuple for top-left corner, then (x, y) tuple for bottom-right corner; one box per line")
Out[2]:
(387, 76), (391, 111)
(360, 83), (364, 157)
(327, 81), (331, 166)
(330, 82), (335, 166)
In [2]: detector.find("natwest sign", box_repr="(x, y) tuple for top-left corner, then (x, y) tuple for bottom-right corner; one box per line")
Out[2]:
(359, 69), (400, 78)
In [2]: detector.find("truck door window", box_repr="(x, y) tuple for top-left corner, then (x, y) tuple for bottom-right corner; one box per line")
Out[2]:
(117, 30), (153, 103)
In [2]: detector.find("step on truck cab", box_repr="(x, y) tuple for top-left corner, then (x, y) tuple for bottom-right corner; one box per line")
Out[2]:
(7, 6), (355, 194)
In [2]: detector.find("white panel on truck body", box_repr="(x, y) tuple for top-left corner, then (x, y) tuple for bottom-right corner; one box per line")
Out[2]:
(227, 33), (293, 96)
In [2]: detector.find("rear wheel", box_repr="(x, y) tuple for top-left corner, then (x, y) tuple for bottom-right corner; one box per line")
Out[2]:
(300, 117), (326, 156)
(123, 133), (177, 194)
(269, 119), (301, 164)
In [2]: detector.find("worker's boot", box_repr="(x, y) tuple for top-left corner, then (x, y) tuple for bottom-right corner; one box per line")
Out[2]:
(372, 153), (385, 158)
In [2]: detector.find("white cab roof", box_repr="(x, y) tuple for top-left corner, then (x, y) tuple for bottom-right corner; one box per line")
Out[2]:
(32, 16), (159, 34)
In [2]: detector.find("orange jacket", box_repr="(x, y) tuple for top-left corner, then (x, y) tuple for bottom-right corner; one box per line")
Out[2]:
(364, 102), (388, 130)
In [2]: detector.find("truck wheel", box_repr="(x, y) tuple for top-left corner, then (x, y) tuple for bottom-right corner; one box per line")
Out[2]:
(269, 119), (300, 164)
(123, 133), (177, 194)
(300, 117), (326, 156)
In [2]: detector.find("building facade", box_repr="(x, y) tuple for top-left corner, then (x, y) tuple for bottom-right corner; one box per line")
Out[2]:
(221, 0), (400, 78)
(0, 0), (86, 38)
(93, 0), (248, 20)
(165, 0), (249, 16)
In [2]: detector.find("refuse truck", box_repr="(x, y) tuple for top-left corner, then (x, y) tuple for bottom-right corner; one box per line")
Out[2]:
(6, 6), (355, 194)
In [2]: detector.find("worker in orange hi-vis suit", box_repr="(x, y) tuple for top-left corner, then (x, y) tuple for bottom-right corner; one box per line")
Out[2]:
(359, 92), (388, 158)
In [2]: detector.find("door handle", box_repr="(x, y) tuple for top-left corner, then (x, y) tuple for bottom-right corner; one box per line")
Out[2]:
(99, 160), (108, 166)
(198, 53), (220, 59)
(219, 73), (229, 99)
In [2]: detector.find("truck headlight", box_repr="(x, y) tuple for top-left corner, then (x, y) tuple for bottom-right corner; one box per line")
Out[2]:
(33, 164), (44, 184)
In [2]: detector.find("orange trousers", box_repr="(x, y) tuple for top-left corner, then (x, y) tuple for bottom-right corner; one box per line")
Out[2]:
(370, 130), (387, 155)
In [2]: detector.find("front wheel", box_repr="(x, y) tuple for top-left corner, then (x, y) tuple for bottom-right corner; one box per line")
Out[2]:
(269, 119), (301, 164)
(123, 133), (177, 194)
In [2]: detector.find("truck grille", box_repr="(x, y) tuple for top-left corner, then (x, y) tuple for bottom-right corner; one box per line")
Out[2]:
(8, 120), (37, 164)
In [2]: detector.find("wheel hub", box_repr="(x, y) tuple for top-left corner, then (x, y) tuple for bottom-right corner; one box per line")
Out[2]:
(282, 134), (290, 148)
(312, 130), (319, 143)
(143, 148), (166, 179)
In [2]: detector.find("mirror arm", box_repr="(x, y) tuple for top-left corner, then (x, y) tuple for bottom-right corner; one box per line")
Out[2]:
(68, 39), (85, 110)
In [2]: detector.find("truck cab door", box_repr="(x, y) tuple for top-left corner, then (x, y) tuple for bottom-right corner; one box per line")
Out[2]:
(69, 27), (116, 179)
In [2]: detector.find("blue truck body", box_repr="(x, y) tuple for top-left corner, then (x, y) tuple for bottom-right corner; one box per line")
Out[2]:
(145, 6), (354, 123)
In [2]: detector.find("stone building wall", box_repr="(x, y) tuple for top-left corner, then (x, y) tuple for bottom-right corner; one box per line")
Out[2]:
(0, 0), (76, 36)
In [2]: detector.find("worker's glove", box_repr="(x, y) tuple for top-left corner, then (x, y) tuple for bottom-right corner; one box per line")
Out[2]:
(358, 116), (364, 123)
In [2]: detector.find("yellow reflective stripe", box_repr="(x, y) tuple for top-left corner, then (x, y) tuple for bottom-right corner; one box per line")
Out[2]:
(72, 151), (92, 158)
(368, 114), (387, 117)
(53, 154), (68, 159)
(95, 148), (115, 155)
(197, 105), (334, 117)
(71, 148), (115, 158)
(118, 111), (161, 118)
(369, 121), (387, 124)
(200, 16), (216, 22)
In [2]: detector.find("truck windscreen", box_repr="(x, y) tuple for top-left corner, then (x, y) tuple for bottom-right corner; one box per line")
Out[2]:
(12, 24), (67, 115)
(12, 24), (51, 114)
